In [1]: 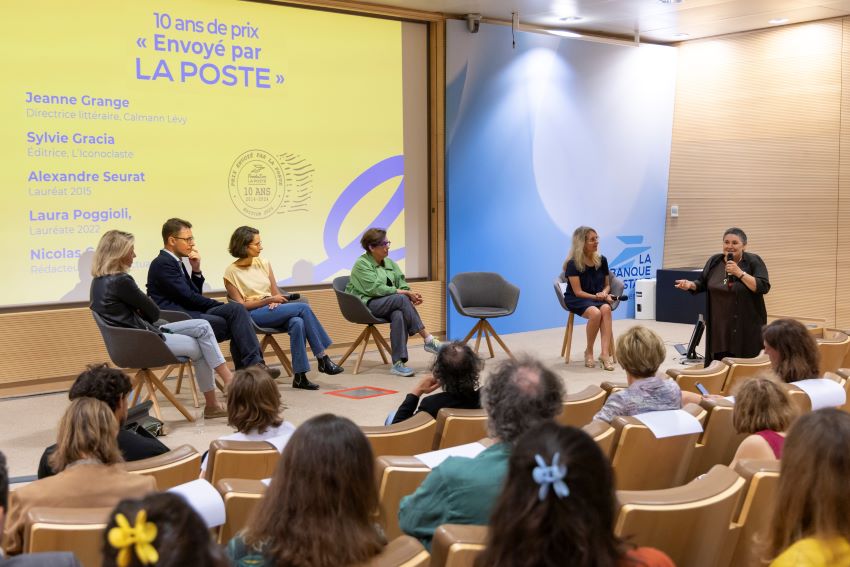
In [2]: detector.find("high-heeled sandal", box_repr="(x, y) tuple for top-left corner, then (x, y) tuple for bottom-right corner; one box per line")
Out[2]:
(584, 353), (595, 368)
(599, 356), (615, 371)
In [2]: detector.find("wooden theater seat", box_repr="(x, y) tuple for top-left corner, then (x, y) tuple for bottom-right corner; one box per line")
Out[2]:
(204, 439), (281, 485)
(24, 506), (112, 567)
(721, 354), (771, 395)
(360, 535), (429, 567)
(126, 444), (202, 490)
(582, 420), (616, 458)
(610, 404), (705, 491)
(362, 412), (437, 457)
(615, 465), (746, 567)
(215, 478), (267, 544)
(375, 456), (431, 540)
(724, 459), (781, 567)
(430, 524), (488, 567)
(666, 360), (729, 395)
(817, 332), (850, 376)
(688, 397), (746, 480)
(432, 408), (488, 450)
(558, 384), (607, 427)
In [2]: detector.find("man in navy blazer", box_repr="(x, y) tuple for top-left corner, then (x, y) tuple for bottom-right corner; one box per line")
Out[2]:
(146, 218), (278, 376)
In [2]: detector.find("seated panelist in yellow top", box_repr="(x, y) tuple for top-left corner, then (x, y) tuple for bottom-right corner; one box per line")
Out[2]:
(223, 226), (343, 391)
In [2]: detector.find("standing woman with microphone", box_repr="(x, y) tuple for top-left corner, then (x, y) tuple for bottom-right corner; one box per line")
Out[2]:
(674, 228), (770, 363)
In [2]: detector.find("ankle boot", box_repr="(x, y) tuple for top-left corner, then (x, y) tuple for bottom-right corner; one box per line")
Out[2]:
(317, 355), (344, 375)
(292, 372), (319, 390)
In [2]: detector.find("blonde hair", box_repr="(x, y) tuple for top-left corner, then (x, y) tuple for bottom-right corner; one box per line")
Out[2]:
(616, 326), (666, 379)
(48, 397), (122, 472)
(92, 230), (134, 277)
(732, 375), (795, 434)
(563, 226), (601, 273)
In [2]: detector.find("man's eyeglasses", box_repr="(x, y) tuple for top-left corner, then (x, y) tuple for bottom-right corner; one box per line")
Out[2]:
(173, 236), (195, 244)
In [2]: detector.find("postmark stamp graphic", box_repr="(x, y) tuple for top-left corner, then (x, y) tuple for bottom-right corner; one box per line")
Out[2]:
(228, 150), (285, 219)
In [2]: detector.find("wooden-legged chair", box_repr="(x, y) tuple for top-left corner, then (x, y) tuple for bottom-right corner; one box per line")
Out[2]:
(449, 272), (520, 359)
(333, 276), (393, 374)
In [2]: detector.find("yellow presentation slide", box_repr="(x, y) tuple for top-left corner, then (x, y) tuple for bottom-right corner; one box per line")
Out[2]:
(1, 0), (406, 307)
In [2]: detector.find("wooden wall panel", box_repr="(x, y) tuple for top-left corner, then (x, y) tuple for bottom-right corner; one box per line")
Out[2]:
(0, 282), (445, 397)
(838, 19), (850, 330)
(665, 19), (843, 326)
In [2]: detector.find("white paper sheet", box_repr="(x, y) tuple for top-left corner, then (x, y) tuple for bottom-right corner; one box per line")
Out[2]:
(631, 409), (704, 439)
(415, 442), (486, 469)
(168, 479), (226, 528)
(792, 379), (847, 410)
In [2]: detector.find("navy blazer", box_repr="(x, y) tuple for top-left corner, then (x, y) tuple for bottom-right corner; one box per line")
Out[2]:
(146, 250), (221, 316)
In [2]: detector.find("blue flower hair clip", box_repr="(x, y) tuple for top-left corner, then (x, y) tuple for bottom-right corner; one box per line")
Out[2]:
(532, 452), (569, 501)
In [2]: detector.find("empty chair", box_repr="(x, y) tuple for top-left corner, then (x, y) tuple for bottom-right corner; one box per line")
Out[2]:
(215, 478), (267, 544)
(614, 465), (746, 567)
(721, 354), (771, 395)
(610, 404), (705, 490)
(553, 272), (624, 365)
(557, 384), (607, 427)
(361, 536), (429, 567)
(432, 408), (488, 450)
(92, 311), (195, 422)
(666, 360), (729, 395)
(375, 456), (431, 540)
(333, 275), (393, 374)
(204, 439), (281, 485)
(582, 420), (616, 458)
(817, 332), (850, 376)
(125, 444), (202, 490)
(24, 507), (112, 567)
(449, 272), (520, 359)
(362, 411), (437, 457)
(430, 524), (488, 567)
(726, 459), (781, 567)
(687, 397), (746, 480)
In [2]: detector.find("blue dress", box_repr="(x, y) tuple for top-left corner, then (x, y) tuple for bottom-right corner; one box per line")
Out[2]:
(564, 256), (610, 316)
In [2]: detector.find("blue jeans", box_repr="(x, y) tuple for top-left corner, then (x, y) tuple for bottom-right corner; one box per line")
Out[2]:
(249, 302), (332, 373)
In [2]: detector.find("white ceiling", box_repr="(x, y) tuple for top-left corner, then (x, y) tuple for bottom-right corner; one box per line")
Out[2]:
(358, 0), (850, 43)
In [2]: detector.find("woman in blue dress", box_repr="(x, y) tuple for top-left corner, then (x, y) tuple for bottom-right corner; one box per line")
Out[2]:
(562, 226), (615, 370)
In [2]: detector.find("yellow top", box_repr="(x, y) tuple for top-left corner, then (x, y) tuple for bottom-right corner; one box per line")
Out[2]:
(223, 257), (272, 301)
(770, 537), (850, 567)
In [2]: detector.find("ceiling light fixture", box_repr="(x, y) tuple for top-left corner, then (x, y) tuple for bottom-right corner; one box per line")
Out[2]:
(559, 16), (582, 22)
(673, 32), (690, 38)
(658, 0), (683, 4)
(769, 18), (789, 25)
(549, 30), (583, 38)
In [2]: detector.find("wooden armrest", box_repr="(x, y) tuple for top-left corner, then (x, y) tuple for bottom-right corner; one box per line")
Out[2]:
(733, 459), (780, 481)
(617, 465), (740, 506)
(666, 360), (726, 379)
(565, 384), (605, 402)
(361, 411), (434, 435)
(215, 478), (268, 496)
(722, 354), (769, 366)
(601, 381), (628, 394)
(125, 444), (199, 472)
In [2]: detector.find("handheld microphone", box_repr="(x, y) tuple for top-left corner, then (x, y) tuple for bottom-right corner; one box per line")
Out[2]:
(610, 294), (629, 301)
(726, 252), (736, 285)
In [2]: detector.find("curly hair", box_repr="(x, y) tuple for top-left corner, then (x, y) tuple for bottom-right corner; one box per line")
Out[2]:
(69, 363), (132, 412)
(226, 366), (283, 434)
(431, 341), (482, 395)
(481, 356), (565, 444)
(103, 493), (229, 567)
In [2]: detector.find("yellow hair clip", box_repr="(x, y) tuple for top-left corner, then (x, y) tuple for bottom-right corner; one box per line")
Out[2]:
(108, 510), (159, 567)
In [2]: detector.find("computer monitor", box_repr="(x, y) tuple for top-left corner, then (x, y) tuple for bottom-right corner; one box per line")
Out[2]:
(675, 314), (705, 363)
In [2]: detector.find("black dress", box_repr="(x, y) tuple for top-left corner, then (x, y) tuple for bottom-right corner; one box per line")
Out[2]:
(564, 256), (610, 316)
(691, 252), (770, 363)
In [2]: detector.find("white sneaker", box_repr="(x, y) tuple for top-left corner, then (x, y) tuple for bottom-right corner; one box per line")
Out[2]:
(390, 361), (415, 377)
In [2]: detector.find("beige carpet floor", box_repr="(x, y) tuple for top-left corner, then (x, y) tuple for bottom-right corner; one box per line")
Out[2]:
(1, 319), (697, 479)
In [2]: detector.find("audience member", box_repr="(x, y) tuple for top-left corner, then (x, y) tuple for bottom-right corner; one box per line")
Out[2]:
(398, 356), (565, 549)
(102, 492), (228, 567)
(729, 376), (794, 468)
(765, 409), (850, 566)
(38, 364), (168, 479)
(90, 229), (231, 418)
(226, 414), (384, 567)
(200, 366), (295, 473)
(762, 318), (821, 383)
(594, 326), (699, 423)
(476, 422), (674, 567)
(2, 399), (155, 555)
(146, 218), (279, 377)
(391, 341), (482, 424)
(0, 451), (81, 566)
